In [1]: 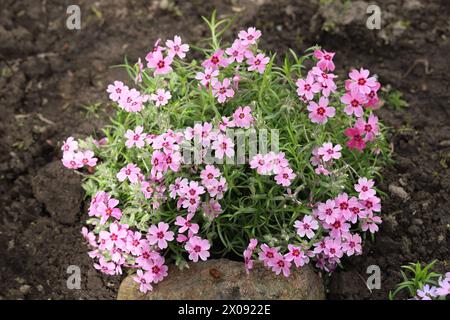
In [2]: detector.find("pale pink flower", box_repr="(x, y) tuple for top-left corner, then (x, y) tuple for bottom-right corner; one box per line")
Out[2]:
(165, 152), (182, 172)
(145, 38), (164, 62)
(354, 177), (376, 200)
(140, 181), (154, 199)
(258, 244), (279, 267)
(247, 53), (269, 74)
(200, 165), (221, 185)
(175, 213), (199, 234)
(185, 236), (211, 262)
(151, 89), (171, 107)
(218, 116), (235, 131)
(268, 253), (291, 277)
(151, 150), (168, 174)
(202, 199), (223, 221)
(361, 212), (382, 233)
(181, 180), (205, 199)
(225, 39), (247, 63)
(294, 215), (319, 239)
(324, 238), (343, 259)
(435, 277), (450, 297)
(62, 151), (82, 169)
(94, 257), (116, 276)
(212, 134), (235, 159)
(341, 90), (367, 117)
(97, 198), (122, 225)
(348, 68), (378, 95)
(147, 255), (168, 283)
(133, 269), (153, 293)
(61, 137), (78, 153)
(202, 49), (229, 69)
(166, 35), (189, 59)
(342, 233), (362, 256)
(360, 195), (381, 213)
(99, 223), (127, 250)
(126, 231), (144, 256)
(355, 114), (380, 142)
(274, 167), (296, 187)
(169, 177), (188, 199)
(76, 150), (98, 167)
(315, 165), (330, 176)
(285, 244), (309, 268)
(116, 163), (141, 183)
(238, 27), (262, 46)
(212, 78), (234, 103)
(81, 227), (97, 247)
(314, 49), (336, 71)
(125, 126), (146, 148)
(181, 196), (201, 213)
(317, 199), (339, 224)
(250, 154), (273, 175)
(206, 177), (227, 199)
(233, 106), (253, 128)
(307, 97), (335, 124)
(107, 81), (128, 102)
(296, 75), (321, 101)
(147, 222), (174, 249)
(318, 142), (342, 162)
(146, 51), (173, 75)
(195, 67), (219, 87)
(324, 217), (350, 239)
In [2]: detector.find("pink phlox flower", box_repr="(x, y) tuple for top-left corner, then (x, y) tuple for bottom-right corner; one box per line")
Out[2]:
(323, 216), (350, 239)
(133, 269), (153, 293)
(150, 88), (172, 107)
(267, 252), (291, 277)
(202, 49), (229, 69)
(107, 81), (128, 102)
(75, 150), (98, 167)
(166, 35), (189, 59)
(294, 215), (319, 239)
(354, 177), (376, 200)
(125, 126), (146, 148)
(125, 231), (144, 256)
(323, 238), (343, 259)
(247, 53), (269, 74)
(175, 213), (199, 234)
(117, 163), (141, 183)
(147, 255), (169, 283)
(97, 197), (122, 225)
(61, 136), (78, 153)
(355, 114), (380, 142)
(238, 27), (262, 46)
(200, 165), (221, 185)
(99, 222), (127, 250)
(212, 78), (234, 103)
(81, 227), (97, 247)
(62, 151), (83, 169)
(296, 74), (321, 101)
(360, 195), (381, 213)
(348, 68), (378, 95)
(146, 50), (173, 75)
(307, 96), (335, 124)
(232, 106), (254, 128)
(94, 256), (116, 276)
(317, 142), (342, 162)
(250, 154), (273, 175)
(274, 167), (296, 187)
(285, 244), (309, 268)
(314, 49), (335, 71)
(341, 90), (367, 117)
(342, 233), (362, 256)
(195, 67), (219, 87)
(225, 39), (247, 63)
(202, 199), (223, 221)
(258, 244), (279, 267)
(147, 222), (174, 249)
(185, 236), (211, 262)
(361, 211), (382, 233)
(169, 177), (189, 199)
(315, 165), (330, 176)
(344, 126), (366, 151)
(317, 199), (339, 224)
(212, 134), (235, 159)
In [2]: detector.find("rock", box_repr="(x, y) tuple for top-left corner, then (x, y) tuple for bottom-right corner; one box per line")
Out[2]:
(31, 161), (83, 224)
(388, 184), (410, 201)
(118, 259), (325, 300)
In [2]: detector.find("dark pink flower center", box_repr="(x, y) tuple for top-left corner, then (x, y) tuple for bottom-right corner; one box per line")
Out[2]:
(157, 60), (165, 69)
(157, 231), (164, 239)
(317, 107), (325, 115)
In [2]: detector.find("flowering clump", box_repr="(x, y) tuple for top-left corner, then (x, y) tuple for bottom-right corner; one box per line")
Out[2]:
(62, 14), (389, 292)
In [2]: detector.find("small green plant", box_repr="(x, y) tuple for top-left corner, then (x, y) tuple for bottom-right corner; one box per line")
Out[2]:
(389, 261), (449, 300)
(384, 88), (408, 110)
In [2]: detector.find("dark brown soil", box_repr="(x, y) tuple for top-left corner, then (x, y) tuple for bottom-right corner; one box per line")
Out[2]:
(0, 0), (448, 299)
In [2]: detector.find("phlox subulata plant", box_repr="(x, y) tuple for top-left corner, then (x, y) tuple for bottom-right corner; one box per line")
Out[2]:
(61, 13), (389, 292)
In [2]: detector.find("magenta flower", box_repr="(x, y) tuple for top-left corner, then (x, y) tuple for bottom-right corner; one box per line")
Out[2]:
(175, 213), (199, 234)
(212, 134), (235, 159)
(202, 49), (229, 69)
(348, 68), (377, 95)
(195, 67), (219, 87)
(354, 177), (376, 200)
(151, 88), (172, 107)
(296, 75), (321, 101)
(317, 199), (339, 224)
(146, 51), (173, 75)
(318, 142), (342, 162)
(247, 53), (269, 74)
(212, 78), (234, 103)
(294, 215), (319, 239)
(125, 126), (146, 148)
(117, 163), (141, 183)
(344, 127), (366, 151)
(238, 27), (262, 46)
(342, 233), (362, 256)
(274, 167), (296, 187)
(314, 49), (335, 71)
(233, 106), (254, 128)
(307, 97), (335, 124)
(185, 236), (211, 262)
(61, 136), (78, 153)
(133, 269), (153, 293)
(166, 35), (189, 59)
(341, 90), (367, 117)
(107, 81), (127, 102)
(267, 253), (291, 277)
(97, 197), (122, 225)
(285, 244), (309, 268)
(147, 222), (174, 249)
(355, 114), (380, 142)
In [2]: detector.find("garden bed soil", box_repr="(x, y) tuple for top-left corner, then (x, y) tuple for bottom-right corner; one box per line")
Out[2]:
(0, 0), (448, 299)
